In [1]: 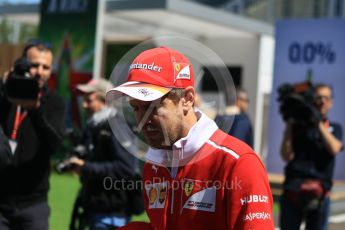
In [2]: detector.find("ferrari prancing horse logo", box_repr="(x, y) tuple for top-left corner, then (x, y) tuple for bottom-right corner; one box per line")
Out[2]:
(174, 63), (181, 72)
(184, 181), (194, 196)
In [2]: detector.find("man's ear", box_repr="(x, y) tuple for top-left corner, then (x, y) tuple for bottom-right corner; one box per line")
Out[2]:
(182, 87), (195, 114)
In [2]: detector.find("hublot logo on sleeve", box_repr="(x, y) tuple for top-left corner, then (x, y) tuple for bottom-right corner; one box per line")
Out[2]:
(240, 195), (269, 205)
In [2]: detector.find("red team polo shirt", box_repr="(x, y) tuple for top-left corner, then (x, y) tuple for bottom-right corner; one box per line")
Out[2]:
(121, 112), (274, 230)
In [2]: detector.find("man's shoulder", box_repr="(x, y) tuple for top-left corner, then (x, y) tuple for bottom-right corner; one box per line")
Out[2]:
(234, 112), (252, 125)
(329, 121), (343, 139)
(43, 90), (65, 108)
(330, 121), (342, 129)
(44, 89), (62, 100)
(208, 129), (255, 158)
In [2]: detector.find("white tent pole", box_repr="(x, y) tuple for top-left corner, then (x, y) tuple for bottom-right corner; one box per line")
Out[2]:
(93, 0), (105, 79)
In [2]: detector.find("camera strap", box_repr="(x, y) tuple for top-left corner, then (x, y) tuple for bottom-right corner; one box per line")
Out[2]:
(11, 106), (27, 140)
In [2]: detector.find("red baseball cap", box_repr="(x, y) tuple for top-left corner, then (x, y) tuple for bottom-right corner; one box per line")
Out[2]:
(106, 46), (194, 101)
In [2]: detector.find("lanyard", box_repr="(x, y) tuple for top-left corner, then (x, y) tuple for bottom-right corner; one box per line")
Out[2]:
(11, 106), (27, 140)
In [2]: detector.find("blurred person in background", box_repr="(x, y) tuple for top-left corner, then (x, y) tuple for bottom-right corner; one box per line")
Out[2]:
(64, 78), (142, 230)
(0, 39), (65, 230)
(215, 88), (253, 147)
(280, 83), (343, 230)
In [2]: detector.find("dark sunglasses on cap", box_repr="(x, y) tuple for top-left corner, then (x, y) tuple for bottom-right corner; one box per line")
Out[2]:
(22, 38), (53, 56)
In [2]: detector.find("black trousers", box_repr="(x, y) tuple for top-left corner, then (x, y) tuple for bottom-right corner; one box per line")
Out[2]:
(0, 201), (50, 230)
(280, 193), (330, 230)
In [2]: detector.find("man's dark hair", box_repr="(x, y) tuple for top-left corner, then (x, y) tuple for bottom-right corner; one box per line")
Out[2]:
(22, 38), (53, 57)
(166, 88), (185, 104)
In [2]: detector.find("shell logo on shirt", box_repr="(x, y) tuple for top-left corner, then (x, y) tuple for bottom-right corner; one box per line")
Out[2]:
(146, 182), (168, 209)
(149, 187), (157, 205)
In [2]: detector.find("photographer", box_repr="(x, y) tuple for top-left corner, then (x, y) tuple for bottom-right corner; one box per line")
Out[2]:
(0, 39), (65, 230)
(279, 83), (343, 230)
(66, 79), (141, 230)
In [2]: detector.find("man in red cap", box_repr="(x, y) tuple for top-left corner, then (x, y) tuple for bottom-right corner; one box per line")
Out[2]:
(106, 47), (274, 230)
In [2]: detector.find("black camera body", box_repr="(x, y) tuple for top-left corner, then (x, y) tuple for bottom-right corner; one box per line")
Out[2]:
(277, 81), (322, 128)
(5, 58), (39, 101)
(56, 145), (89, 173)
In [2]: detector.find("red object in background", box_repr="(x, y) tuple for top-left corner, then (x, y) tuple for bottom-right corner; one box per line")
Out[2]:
(48, 71), (92, 127)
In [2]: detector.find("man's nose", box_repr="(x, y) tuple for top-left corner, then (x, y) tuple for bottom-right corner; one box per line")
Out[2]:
(36, 65), (44, 76)
(30, 66), (42, 78)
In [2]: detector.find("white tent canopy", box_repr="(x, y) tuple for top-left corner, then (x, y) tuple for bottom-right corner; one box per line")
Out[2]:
(0, 0), (274, 155)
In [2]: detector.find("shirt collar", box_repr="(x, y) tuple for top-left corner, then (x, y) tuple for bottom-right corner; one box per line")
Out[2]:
(145, 110), (218, 166)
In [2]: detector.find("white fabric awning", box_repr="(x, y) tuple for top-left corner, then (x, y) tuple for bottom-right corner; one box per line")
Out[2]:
(0, 0), (273, 41)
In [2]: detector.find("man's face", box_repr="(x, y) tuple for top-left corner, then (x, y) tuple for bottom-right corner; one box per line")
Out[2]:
(236, 92), (250, 112)
(315, 86), (333, 117)
(83, 92), (105, 115)
(129, 96), (184, 149)
(26, 47), (53, 88)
